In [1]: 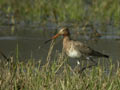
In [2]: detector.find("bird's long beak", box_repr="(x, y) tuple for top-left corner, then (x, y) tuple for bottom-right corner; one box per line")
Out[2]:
(44, 33), (60, 44)
(51, 33), (60, 39)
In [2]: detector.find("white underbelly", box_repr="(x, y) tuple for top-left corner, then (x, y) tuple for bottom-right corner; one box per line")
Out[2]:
(67, 49), (81, 58)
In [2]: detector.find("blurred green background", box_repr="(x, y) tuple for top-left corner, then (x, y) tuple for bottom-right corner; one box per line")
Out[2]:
(0, 0), (119, 25)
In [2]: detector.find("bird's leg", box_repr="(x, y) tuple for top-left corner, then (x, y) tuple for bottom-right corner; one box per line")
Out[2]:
(75, 58), (88, 73)
(89, 57), (98, 66)
(78, 57), (98, 73)
(77, 60), (80, 65)
(74, 60), (83, 73)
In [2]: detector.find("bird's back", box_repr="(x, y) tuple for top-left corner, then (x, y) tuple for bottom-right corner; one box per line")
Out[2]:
(64, 39), (109, 58)
(73, 40), (109, 58)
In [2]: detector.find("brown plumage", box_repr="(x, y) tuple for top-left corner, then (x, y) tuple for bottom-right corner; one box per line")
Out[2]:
(46, 27), (109, 60)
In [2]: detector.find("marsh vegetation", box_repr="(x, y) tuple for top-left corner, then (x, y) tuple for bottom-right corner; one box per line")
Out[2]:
(0, 0), (120, 90)
(0, 0), (119, 25)
(0, 42), (120, 90)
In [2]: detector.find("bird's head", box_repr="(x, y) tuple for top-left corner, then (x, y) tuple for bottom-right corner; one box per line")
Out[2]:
(44, 27), (70, 44)
(52, 27), (70, 39)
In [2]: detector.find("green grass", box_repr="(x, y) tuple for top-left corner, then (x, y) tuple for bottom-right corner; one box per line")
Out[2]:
(0, 42), (120, 90)
(0, 56), (120, 90)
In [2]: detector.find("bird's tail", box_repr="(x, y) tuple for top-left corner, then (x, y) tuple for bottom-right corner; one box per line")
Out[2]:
(92, 50), (109, 58)
(102, 54), (109, 58)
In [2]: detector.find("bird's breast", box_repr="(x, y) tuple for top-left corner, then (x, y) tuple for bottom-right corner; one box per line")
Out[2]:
(66, 48), (81, 58)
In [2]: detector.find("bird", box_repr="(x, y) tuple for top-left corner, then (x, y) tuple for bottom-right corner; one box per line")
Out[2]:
(45, 27), (109, 71)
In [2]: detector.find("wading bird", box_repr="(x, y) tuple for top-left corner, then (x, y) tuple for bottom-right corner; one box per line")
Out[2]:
(45, 27), (109, 71)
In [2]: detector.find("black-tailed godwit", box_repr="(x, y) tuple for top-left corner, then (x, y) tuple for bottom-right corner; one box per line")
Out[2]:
(45, 27), (109, 70)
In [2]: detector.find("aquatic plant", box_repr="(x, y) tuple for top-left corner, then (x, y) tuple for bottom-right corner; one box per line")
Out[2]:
(0, 42), (120, 90)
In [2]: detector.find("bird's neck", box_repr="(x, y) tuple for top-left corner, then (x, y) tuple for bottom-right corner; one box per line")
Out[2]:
(63, 35), (71, 52)
(63, 35), (71, 43)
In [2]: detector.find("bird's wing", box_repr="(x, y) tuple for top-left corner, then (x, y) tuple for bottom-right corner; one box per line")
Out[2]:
(73, 41), (93, 56)
(73, 40), (109, 58)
